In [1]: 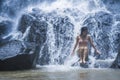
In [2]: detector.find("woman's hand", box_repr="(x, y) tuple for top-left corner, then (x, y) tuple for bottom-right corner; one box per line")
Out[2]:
(95, 50), (101, 54)
(71, 51), (75, 56)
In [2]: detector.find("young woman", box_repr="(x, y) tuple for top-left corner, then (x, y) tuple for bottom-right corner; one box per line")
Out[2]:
(71, 27), (100, 63)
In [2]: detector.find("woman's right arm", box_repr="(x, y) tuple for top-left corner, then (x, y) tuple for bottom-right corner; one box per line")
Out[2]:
(71, 36), (79, 55)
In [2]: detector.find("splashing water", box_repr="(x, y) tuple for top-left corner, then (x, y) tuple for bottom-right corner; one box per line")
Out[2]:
(2, 0), (119, 68)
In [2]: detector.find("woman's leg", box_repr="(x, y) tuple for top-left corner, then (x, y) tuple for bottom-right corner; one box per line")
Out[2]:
(83, 48), (88, 63)
(78, 48), (83, 63)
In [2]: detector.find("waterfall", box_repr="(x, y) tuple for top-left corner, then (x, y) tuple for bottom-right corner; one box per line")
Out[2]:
(46, 21), (56, 64)
(0, 0), (119, 68)
(35, 0), (115, 67)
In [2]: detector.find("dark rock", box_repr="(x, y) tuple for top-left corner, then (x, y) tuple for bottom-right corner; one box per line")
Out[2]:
(80, 63), (88, 68)
(0, 20), (13, 36)
(0, 40), (23, 60)
(111, 50), (120, 68)
(0, 20), (13, 45)
(0, 9), (48, 70)
(0, 54), (35, 71)
(17, 11), (48, 65)
(0, 40), (36, 70)
(18, 14), (34, 33)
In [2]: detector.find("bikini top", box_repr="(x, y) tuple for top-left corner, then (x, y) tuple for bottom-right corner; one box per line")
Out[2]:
(78, 36), (89, 44)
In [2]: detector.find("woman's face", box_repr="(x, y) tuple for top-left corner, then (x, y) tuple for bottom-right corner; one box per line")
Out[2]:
(82, 30), (88, 36)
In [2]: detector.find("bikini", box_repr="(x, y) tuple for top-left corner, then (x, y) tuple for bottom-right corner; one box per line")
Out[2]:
(77, 36), (89, 57)
(78, 36), (88, 50)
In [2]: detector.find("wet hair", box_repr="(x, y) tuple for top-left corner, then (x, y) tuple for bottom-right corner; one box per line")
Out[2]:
(80, 27), (88, 35)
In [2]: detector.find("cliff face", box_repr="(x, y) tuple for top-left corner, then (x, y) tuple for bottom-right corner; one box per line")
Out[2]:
(102, 0), (120, 69)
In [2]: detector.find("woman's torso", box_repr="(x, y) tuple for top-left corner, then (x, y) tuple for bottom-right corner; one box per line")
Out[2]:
(78, 35), (89, 48)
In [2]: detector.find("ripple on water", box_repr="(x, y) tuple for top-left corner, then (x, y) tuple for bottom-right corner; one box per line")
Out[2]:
(0, 66), (120, 80)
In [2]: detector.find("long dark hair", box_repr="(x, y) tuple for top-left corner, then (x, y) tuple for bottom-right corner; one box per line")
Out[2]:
(80, 27), (88, 36)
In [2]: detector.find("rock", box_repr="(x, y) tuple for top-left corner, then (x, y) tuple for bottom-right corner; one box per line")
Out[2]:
(24, 8), (74, 65)
(0, 0), (55, 17)
(0, 9), (48, 70)
(18, 14), (33, 33)
(114, 14), (120, 21)
(0, 20), (13, 36)
(94, 60), (114, 68)
(0, 20), (13, 45)
(102, 0), (120, 14)
(0, 53), (35, 71)
(83, 11), (113, 59)
(111, 23), (120, 55)
(0, 40), (23, 60)
(0, 40), (37, 70)
(95, 11), (113, 26)
(111, 50), (120, 68)
(17, 10), (48, 65)
(52, 16), (74, 64)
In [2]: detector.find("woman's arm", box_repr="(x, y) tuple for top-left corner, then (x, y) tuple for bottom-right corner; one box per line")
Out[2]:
(88, 35), (100, 54)
(71, 36), (79, 55)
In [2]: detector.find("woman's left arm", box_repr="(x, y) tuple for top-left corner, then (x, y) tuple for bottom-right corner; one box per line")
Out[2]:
(88, 35), (100, 54)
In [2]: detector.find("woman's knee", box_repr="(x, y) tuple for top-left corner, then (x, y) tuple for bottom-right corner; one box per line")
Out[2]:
(84, 49), (88, 54)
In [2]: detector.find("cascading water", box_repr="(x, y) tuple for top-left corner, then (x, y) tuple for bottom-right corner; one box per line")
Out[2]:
(0, 0), (120, 68)
(36, 0), (115, 67)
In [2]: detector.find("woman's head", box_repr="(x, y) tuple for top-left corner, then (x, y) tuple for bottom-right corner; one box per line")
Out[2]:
(80, 27), (88, 36)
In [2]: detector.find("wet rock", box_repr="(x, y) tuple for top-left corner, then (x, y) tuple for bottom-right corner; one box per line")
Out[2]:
(83, 11), (113, 59)
(0, 0), (55, 17)
(0, 53), (35, 71)
(0, 40), (37, 70)
(102, 0), (120, 14)
(0, 20), (13, 45)
(52, 16), (74, 64)
(0, 20), (13, 36)
(18, 11), (48, 65)
(0, 9), (48, 70)
(111, 50), (120, 68)
(114, 14), (120, 21)
(26, 8), (74, 65)
(94, 60), (113, 68)
(95, 11), (113, 26)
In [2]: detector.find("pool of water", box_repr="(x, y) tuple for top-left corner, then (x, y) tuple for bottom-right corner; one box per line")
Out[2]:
(0, 66), (120, 80)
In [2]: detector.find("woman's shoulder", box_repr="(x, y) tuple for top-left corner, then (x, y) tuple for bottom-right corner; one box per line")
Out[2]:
(87, 34), (91, 38)
(77, 35), (80, 39)
(76, 35), (81, 40)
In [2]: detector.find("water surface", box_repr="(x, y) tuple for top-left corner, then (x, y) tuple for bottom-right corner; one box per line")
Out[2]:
(0, 66), (120, 80)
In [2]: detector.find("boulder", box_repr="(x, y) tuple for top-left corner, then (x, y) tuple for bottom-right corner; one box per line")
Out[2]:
(17, 11), (48, 65)
(111, 50), (120, 68)
(0, 20), (13, 45)
(83, 11), (113, 59)
(0, 9), (48, 70)
(0, 40), (36, 70)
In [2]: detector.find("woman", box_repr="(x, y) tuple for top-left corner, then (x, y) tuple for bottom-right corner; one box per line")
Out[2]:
(71, 27), (100, 63)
